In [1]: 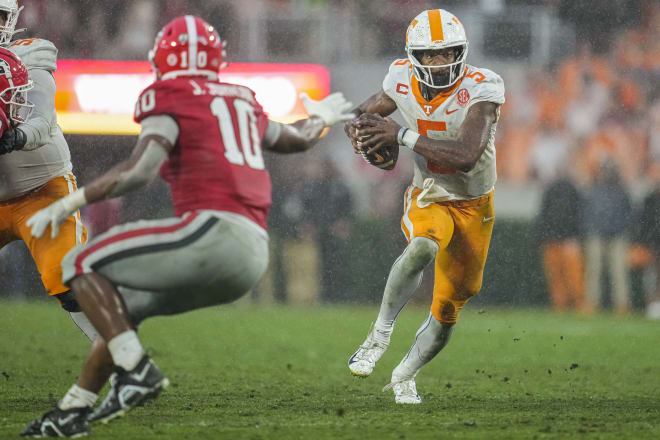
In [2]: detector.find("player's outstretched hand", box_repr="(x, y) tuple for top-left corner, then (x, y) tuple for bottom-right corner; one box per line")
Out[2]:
(301, 92), (354, 127)
(27, 196), (80, 239)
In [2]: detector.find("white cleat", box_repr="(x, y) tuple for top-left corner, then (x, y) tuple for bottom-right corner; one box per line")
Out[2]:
(383, 376), (422, 404)
(348, 328), (389, 377)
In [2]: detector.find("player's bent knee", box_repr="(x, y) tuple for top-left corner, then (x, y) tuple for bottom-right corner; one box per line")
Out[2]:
(402, 237), (438, 270)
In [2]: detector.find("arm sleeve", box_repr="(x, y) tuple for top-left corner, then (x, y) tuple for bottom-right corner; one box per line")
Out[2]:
(139, 114), (180, 145)
(17, 69), (57, 151)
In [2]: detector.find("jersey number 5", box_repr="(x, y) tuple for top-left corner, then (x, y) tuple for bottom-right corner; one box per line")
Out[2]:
(416, 119), (456, 175)
(211, 97), (265, 170)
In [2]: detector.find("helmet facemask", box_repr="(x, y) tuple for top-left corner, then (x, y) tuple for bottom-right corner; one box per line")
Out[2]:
(0, 3), (23, 47)
(408, 43), (468, 90)
(2, 81), (33, 123)
(0, 56), (33, 124)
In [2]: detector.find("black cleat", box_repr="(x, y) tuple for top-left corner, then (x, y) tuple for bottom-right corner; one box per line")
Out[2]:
(88, 355), (169, 424)
(20, 406), (91, 438)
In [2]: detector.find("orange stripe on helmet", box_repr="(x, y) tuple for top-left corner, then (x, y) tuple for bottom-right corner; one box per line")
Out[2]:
(428, 10), (444, 42)
(406, 19), (419, 44)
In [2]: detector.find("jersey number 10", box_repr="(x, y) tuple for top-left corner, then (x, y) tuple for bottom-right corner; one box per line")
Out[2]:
(135, 91), (265, 170)
(212, 97), (265, 170)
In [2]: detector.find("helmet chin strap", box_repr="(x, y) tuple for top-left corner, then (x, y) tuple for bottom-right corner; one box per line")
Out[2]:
(420, 82), (444, 101)
(416, 67), (451, 101)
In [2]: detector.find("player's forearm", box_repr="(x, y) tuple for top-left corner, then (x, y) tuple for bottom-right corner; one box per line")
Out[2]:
(409, 102), (499, 172)
(411, 137), (482, 172)
(86, 139), (168, 202)
(32, 166), (129, 222)
(268, 116), (325, 153)
(83, 161), (139, 204)
(79, 125), (173, 203)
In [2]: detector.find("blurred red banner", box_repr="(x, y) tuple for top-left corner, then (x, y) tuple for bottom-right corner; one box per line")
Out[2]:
(54, 60), (330, 135)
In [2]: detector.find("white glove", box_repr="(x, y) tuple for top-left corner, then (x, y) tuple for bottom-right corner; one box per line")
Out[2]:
(300, 92), (355, 127)
(27, 189), (87, 239)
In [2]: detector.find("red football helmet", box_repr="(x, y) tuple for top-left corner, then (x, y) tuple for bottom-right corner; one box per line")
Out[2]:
(149, 15), (226, 81)
(0, 47), (32, 129)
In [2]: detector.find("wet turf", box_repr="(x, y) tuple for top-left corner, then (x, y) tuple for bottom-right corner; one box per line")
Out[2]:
(1, 301), (659, 439)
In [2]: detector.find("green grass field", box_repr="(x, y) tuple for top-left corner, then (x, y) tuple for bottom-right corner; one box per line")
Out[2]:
(1, 301), (659, 439)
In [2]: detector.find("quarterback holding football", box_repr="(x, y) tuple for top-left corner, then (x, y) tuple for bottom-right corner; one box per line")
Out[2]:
(345, 9), (505, 404)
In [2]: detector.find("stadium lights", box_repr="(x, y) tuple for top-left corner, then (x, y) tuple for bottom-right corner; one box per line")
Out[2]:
(54, 60), (330, 135)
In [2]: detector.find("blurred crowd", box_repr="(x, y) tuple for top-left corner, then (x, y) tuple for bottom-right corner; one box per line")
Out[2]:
(507, 1), (660, 318)
(20, 0), (238, 59)
(497, 4), (660, 185)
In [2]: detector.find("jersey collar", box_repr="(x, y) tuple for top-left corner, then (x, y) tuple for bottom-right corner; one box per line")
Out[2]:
(410, 66), (467, 116)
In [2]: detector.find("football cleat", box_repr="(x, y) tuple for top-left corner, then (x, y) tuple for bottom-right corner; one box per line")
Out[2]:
(383, 376), (422, 404)
(20, 406), (91, 438)
(88, 355), (168, 424)
(348, 326), (390, 377)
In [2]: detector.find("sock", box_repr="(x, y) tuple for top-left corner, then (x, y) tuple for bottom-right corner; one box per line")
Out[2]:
(393, 313), (455, 379)
(58, 384), (98, 410)
(107, 330), (144, 371)
(374, 237), (438, 343)
(69, 312), (99, 342)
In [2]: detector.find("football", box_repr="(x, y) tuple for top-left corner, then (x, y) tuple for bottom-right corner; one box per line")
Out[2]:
(355, 114), (399, 171)
(360, 141), (399, 170)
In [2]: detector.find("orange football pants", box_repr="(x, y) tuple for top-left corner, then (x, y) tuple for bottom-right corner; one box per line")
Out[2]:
(0, 174), (87, 296)
(401, 186), (494, 323)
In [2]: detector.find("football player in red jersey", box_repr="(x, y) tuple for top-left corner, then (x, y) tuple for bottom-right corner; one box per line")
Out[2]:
(21, 15), (354, 438)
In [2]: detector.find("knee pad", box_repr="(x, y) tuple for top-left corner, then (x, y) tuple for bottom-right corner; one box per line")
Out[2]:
(56, 291), (82, 313)
(402, 237), (439, 271)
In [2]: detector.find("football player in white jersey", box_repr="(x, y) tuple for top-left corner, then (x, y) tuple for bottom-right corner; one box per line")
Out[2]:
(345, 9), (505, 404)
(0, 0), (97, 340)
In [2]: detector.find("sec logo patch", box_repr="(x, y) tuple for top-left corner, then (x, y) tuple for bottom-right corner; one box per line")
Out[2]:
(457, 88), (470, 107)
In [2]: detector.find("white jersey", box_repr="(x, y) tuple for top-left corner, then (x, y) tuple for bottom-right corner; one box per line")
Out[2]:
(383, 59), (505, 202)
(0, 38), (72, 201)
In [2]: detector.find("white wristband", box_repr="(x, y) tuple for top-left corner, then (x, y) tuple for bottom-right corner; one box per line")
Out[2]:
(62, 188), (88, 213)
(402, 129), (420, 151)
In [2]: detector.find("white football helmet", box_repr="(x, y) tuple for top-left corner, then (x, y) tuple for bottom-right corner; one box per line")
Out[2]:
(405, 9), (469, 89)
(0, 0), (22, 47)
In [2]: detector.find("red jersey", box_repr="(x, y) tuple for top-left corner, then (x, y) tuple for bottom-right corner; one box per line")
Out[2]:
(134, 78), (272, 229)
